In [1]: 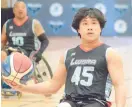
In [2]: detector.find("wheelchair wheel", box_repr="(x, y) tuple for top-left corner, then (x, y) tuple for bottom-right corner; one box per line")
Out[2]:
(33, 56), (53, 83)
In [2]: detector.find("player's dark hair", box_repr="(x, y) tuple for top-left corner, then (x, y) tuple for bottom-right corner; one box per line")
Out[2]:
(72, 8), (106, 37)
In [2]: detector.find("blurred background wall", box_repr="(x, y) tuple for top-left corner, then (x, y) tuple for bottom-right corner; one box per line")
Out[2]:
(1, 0), (16, 30)
(1, 0), (132, 37)
(1, 0), (17, 8)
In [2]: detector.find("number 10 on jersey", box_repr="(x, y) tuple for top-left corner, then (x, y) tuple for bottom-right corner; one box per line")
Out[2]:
(71, 66), (94, 86)
(12, 36), (24, 46)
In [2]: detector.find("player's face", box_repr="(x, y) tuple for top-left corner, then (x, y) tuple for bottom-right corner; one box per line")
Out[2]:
(13, 2), (27, 19)
(78, 16), (101, 43)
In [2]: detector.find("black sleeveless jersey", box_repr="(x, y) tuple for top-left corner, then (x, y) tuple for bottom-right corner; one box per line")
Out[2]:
(6, 18), (36, 51)
(64, 44), (112, 99)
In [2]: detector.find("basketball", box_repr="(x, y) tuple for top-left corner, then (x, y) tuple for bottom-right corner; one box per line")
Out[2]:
(1, 52), (34, 86)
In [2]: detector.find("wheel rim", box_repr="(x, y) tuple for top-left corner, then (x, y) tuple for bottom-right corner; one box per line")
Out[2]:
(33, 57), (53, 83)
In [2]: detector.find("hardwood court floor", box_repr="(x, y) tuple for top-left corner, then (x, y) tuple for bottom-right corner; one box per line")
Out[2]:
(1, 86), (64, 107)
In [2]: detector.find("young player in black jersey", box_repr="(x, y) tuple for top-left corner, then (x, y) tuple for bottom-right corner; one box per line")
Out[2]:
(4, 7), (126, 107)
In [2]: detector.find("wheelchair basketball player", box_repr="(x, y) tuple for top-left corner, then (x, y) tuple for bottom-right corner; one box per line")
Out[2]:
(3, 7), (126, 107)
(1, 1), (49, 97)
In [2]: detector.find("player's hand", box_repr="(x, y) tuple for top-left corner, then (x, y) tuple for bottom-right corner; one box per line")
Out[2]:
(2, 78), (25, 92)
(34, 51), (42, 63)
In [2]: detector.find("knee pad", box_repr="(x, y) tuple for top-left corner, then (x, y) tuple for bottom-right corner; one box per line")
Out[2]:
(57, 102), (72, 107)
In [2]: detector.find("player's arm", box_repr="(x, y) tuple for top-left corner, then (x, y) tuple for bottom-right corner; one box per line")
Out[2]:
(106, 48), (126, 107)
(8, 54), (67, 95)
(1, 23), (8, 62)
(1, 23), (8, 49)
(33, 19), (49, 53)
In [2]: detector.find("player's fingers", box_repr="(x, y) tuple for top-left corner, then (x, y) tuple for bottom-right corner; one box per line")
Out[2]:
(2, 78), (22, 91)
(2, 78), (13, 88)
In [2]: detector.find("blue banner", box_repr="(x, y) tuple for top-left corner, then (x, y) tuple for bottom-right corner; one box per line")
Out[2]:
(24, 0), (132, 36)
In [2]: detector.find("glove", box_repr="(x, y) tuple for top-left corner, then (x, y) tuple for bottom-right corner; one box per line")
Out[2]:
(34, 51), (42, 63)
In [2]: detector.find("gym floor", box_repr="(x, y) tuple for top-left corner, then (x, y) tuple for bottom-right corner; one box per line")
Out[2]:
(1, 36), (132, 107)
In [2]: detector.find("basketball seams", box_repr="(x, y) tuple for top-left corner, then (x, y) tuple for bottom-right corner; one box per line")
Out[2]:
(11, 57), (23, 86)
(4, 52), (34, 86)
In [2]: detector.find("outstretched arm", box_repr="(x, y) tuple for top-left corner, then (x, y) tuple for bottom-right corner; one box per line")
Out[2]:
(4, 54), (67, 95)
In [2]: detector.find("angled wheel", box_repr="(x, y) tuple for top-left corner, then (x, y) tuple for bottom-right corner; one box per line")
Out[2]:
(33, 56), (53, 83)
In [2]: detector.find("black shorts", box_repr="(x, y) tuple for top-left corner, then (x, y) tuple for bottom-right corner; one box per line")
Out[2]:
(59, 100), (107, 107)
(59, 95), (108, 107)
